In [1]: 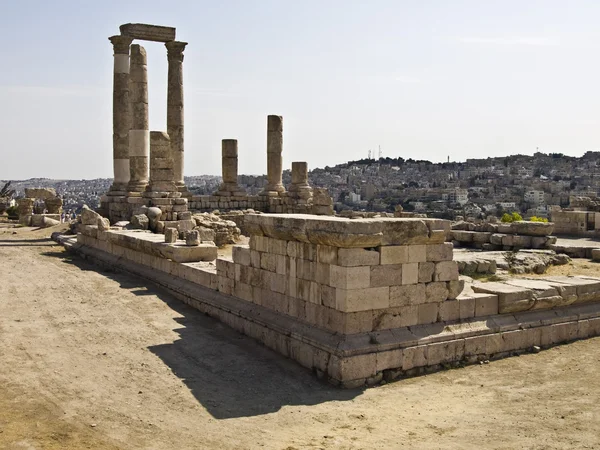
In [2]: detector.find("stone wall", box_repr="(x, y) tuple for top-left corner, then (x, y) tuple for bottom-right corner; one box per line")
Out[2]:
(217, 218), (463, 334)
(188, 191), (333, 215)
(58, 213), (600, 388)
(551, 210), (600, 236)
(450, 221), (556, 250)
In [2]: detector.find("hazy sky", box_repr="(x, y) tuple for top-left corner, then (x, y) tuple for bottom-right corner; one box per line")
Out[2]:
(2, 0), (599, 179)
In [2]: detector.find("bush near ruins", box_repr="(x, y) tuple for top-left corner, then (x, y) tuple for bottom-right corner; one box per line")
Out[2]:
(503, 249), (520, 273)
(6, 205), (18, 220)
(501, 212), (523, 223)
(529, 216), (549, 223)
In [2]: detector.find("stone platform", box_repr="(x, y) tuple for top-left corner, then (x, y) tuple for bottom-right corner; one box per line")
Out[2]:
(55, 214), (600, 388)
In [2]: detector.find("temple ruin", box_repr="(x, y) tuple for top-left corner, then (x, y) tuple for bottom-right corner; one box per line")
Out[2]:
(100, 23), (333, 224)
(51, 23), (600, 388)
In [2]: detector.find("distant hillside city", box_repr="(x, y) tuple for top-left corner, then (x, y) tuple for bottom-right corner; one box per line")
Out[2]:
(3, 151), (600, 220)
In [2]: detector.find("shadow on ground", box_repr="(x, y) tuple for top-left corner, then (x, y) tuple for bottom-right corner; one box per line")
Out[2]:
(43, 247), (362, 419)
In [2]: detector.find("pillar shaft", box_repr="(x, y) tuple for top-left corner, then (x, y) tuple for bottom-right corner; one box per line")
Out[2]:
(291, 161), (309, 186)
(127, 44), (150, 192)
(165, 41), (188, 191)
(109, 35), (134, 194)
(222, 139), (239, 185)
(263, 115), (285, 194)
(146, 131), (177, 193)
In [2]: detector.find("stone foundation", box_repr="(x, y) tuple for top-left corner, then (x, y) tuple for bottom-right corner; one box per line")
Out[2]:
(55, 213), (600, 388)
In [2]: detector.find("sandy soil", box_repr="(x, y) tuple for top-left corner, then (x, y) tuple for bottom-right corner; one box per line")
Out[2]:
(2, 224), (600, 450)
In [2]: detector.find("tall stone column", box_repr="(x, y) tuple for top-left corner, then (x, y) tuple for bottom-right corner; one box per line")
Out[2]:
(165, 41), (188, 194)
(108, 35), (134, 194)
(262, 115), (285, 194)
(127, 44), (150, 193)
(217, 139), (244, 195)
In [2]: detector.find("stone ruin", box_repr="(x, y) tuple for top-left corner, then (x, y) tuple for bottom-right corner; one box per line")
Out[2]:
(450, 220), (557, 251)
(99, 23), (334, 226)
(58, 213), (600, 387)
(51, 22), (600, 388)
(17, 188), (62, 227)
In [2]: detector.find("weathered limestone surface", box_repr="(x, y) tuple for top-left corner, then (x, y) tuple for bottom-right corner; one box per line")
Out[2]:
(65, 211), (600, 389)
(145, 131), (177, 193)
(216, 139), (245, 196)
(119, 23), (176, 42)
(127, 44), (149, 192)
(108, 34), (134, 194)
(262, 115), (285, 194)
(165, 41), (188, 193)
(24, 188), (56, 199)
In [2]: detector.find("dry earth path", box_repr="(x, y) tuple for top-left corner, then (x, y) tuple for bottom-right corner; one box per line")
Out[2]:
(1, 224), (600, 449)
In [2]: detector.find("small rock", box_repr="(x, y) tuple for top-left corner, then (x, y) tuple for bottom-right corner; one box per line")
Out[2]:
(164, 228), (178, 243)
(186, 230), (201, 246)
(90, 423), (97, 428)
(532, 345), (541, 353)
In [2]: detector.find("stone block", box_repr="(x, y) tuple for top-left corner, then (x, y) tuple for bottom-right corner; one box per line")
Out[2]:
(418, 303), (439, 325)
(402, 345), (428, 371)
(335, 287), (390, 312)
(218, 276), (233, 295)
(425, 282), (448, 303)
(472, 282), (534, 313)
(250, 235), (269, 252)
(402, 263), (419, 285)
(328, 354), (377, 382)
(370, 264), (403, 287)
(337, 248), (380, 266)
(458, 296), (476, 319)
(434, 261), (459, 282)
(268, 238), (288, 255)
(438, 300), (460, 322)
(379, 245), (409, 265)
(330, 265), (371, 289)
(317, 245), (338, 265)
(474, 294), (499, 317)
(260, 253), (278, 272)
(232, 281), (253, 302)
(390, 284), (426, 307)
(315, 262), (331, 285)
(376, 349), (403, 372)
(408, 245), (426, 263)
(119, 23), (176, 42)
(250, 250), (261, 268)
(447, 280), (465, 299)
(426, 243), (453, 262)
(232, 245), (251, 266)
(418, 262), (435, 283)
(321, 285), (336, 308)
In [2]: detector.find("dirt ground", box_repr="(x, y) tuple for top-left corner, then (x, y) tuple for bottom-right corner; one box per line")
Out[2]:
(2, 224), (600, 450)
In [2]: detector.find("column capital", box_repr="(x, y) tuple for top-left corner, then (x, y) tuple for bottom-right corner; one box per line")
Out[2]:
(109, 35), (134, 54)
(165, 41), (188, 62)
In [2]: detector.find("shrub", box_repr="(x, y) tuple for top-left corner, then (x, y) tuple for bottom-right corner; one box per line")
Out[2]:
(529, 216), (548, 223)
(501, 212), (523, 223)
(6, 205), (18, 220)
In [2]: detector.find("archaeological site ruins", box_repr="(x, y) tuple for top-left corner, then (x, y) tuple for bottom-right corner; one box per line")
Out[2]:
(53, 23), (600, 388)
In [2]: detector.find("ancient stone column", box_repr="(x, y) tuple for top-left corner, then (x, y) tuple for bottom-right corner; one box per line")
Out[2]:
(262, 115), (285, 194)
(165, 41), (188, 193)
(217, 139), (240, 194)
(108, 35), (134, 194)
(289, 161), (312, 203)
(145, 131), (177, 194)
(291, 162), (309, 188)
(127, 44), (150, 193)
